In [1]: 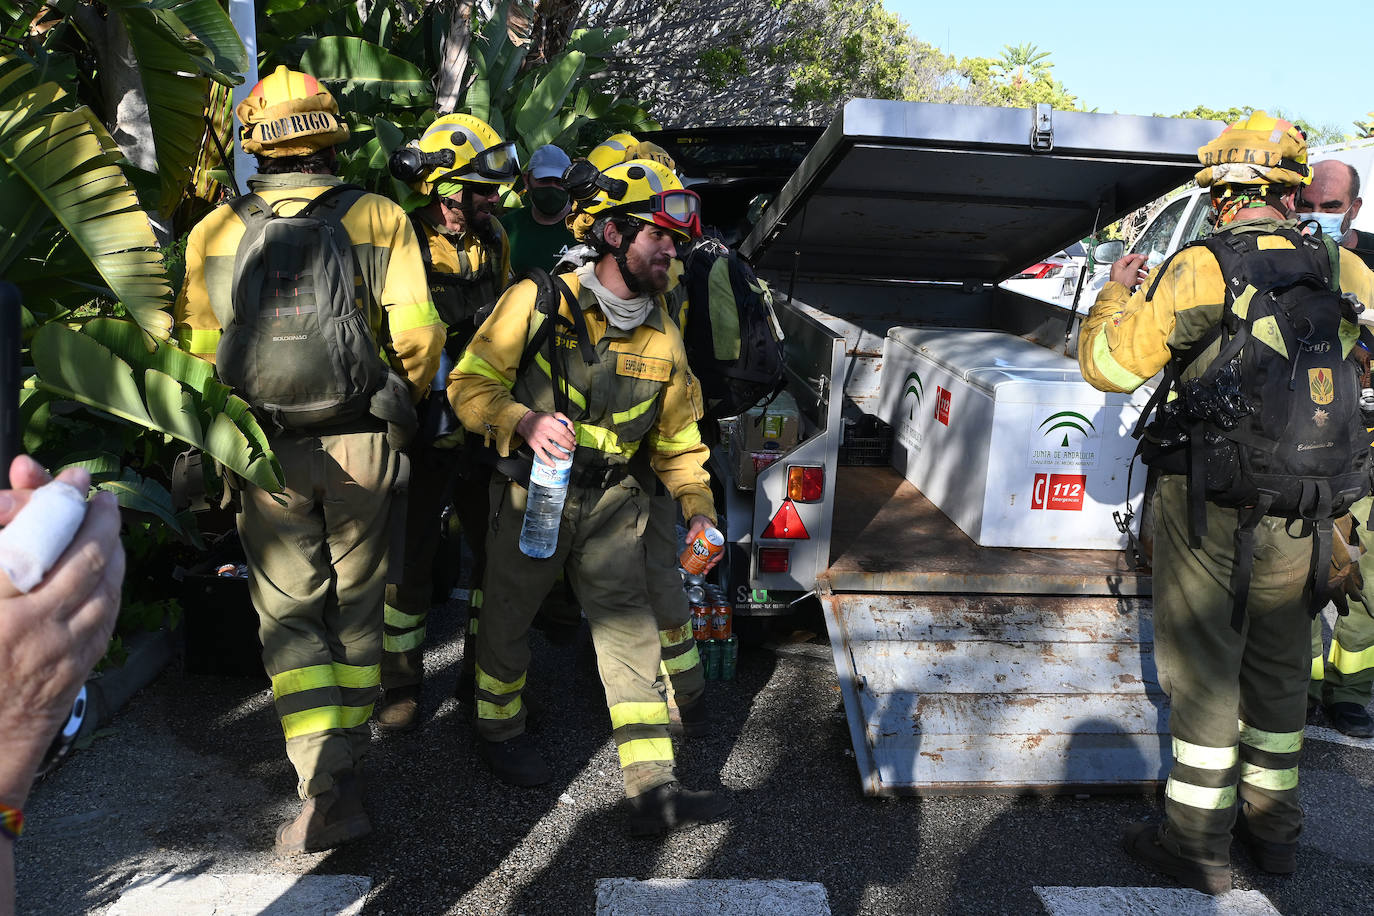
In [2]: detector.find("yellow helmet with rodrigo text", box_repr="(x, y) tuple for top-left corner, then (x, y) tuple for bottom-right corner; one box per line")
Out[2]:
(236, 66), (351, 158)
(572, 158), (702, 242)
(1195, 111), (1311, 189)
(387, 113), (520, 196)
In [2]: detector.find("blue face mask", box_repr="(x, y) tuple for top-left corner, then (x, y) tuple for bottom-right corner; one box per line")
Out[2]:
(1300, 209), (1349, 243)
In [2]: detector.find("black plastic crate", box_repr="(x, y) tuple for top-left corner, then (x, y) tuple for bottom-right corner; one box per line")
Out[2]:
(839, 416), (893, 466)
(178, 569), (265, 679)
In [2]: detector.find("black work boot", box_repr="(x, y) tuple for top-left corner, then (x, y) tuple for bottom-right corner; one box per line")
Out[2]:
(477, 732), (552, 787)
(668, 697), (710, 738)
(1121, 822), (1232, 895)
(275, 772), (371, 855)
(1234, 815), (1298, 875)
(1325, 702), (1374, 738)
(376, 685), (420, 733)
(627, 781), (728, 837)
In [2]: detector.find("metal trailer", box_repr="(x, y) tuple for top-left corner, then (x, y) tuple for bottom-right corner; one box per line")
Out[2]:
(712, 100), (1224, 795)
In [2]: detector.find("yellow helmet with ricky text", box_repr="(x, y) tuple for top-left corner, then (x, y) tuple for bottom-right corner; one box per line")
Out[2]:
(573, 158), (702, 242)
(236, 66), (350, 158)
(1195, 111), (1311, 189)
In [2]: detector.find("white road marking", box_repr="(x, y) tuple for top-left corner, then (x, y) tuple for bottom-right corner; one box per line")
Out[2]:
(1304, 724), (1374, 750)
(596, 878), (830, 915)
(104, 873), (370, 915)
(1035, 886), (1281, 915)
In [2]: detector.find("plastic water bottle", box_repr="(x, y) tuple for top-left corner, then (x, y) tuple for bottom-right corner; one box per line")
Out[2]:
(519, 434), (573, 559)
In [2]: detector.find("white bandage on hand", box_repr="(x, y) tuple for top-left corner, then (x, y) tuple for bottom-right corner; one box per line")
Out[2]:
(0, 479), (90, 593)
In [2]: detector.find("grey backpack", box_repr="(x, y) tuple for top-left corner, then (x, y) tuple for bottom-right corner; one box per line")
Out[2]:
(217, 185), (386, 431)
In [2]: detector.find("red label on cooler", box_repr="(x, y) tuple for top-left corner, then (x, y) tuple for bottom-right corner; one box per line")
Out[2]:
(935, 386), (951, 426)
(1031, 473), (1087, 511)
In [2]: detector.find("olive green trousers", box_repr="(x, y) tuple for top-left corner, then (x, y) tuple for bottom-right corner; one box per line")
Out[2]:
(1310, 495), (1374, 708)
(239, 431), (398, 799)
(1151, 474), (1311, 866)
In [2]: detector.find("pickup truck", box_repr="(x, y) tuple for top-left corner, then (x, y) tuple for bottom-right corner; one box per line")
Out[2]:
(697, 100), (1224, 795)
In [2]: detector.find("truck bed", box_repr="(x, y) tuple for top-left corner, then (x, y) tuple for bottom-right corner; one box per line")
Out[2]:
(824, 466), (1149, 597)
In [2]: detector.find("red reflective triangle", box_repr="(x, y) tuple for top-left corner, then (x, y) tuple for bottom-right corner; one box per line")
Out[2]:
(762, 499), (810, 539)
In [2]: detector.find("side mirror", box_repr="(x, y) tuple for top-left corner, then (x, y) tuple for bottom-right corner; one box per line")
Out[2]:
(1093, 240), (1124, 263)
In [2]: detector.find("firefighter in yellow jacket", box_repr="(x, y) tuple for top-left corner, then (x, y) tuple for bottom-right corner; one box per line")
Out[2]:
(449, 159), (727, 835)
(174, 67), (444, 854)
(1079, 112), (1374, 893)
(376, 114), (515, 731)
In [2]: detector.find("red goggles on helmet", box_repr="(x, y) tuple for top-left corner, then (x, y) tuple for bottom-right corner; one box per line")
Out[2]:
(647, 189), (702, 238)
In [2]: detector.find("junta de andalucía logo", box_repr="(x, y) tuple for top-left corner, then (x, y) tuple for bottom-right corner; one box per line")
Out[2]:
(1038, 410), (1095, 448)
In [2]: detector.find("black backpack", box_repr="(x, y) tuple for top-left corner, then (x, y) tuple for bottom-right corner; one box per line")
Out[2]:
(217, 184), (387, 431)
(1136, 226), (1372, 625)
(678, 237), (785, 420)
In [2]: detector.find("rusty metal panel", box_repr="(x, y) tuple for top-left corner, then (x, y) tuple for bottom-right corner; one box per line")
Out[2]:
(822, 592), (1169, 795)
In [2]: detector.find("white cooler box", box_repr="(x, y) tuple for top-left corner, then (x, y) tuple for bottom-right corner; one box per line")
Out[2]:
(877, 326), (1152, 550)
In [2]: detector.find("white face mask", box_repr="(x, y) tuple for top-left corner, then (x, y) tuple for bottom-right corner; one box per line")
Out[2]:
(1299, 208), (1350, 243)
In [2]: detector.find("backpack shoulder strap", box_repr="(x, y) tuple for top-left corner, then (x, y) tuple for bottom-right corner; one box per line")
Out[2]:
(409, 213), (434, 270)
(298, 183), (365, 220)
(552, 275), (596, 366)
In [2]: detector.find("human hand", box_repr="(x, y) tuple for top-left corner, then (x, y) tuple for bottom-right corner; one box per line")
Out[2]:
(1110, 253), (1149, 289)
(684, 515), (723, 572)
(0, 456), (123, 802)
(516, 411), (575, 466)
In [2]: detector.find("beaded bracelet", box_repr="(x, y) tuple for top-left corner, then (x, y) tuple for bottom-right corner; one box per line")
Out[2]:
(0, 802), (23, 841)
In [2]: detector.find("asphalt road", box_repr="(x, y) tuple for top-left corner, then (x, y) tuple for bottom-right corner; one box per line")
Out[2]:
(14, 597), (1374, 915)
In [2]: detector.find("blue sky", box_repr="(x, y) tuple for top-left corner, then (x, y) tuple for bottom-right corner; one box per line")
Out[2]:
(883, 0), (1372, 135)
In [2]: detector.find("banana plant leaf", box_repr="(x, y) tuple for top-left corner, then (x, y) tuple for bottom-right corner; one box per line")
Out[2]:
(98, 467), (199, 544)
(0, 56), (173, 340)
(28, 321), (284, 493)
(55, 450), (124, 482)
(301, 36), (434, 111)
(513, 50), (585, 151)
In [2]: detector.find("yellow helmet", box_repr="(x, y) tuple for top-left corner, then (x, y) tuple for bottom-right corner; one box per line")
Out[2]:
(574, 158), (701, 241)
(388, 113), (519, 195)
(587, 133), (639, 171)
(1195, 111), (1311, 189)
(236, 66), (350, 158)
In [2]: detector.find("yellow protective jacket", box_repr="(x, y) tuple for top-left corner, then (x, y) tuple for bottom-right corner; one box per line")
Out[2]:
(449, 269), (715, 523)
(413, 215), (512, 341)
(174, 173), (445, 399)
(1080, 218), (1374, 393)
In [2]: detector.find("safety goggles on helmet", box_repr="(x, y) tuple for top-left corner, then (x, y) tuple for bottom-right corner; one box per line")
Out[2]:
(451, 141), (520, 184)
(602, 189), (702, 239)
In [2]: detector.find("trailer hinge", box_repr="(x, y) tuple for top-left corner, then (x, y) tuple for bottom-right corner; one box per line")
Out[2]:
(1030, 103), (1054, 152)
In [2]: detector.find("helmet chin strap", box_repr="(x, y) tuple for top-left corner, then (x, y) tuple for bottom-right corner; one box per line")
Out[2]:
(610, 219), (645, 295)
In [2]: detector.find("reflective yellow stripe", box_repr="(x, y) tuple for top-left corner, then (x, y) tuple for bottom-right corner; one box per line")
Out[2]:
(534, 353), (588, 409)
(181, 327), (221, 355)
(662, 645), (700, 676)
(613, 394), (659, 426)
(653, 422), (703, 453)
(1172, 738), (1238, 771)
(272, 664), (335, 699)
(609, 701), (671, 729)
(1089, 326), (1148, 392)
(455, 352), (515, 389)
(384, 629), (426, 652)
(617, 737), (675, 767)
(576, 423), (627, 455)
(1329, 641), (1374, 677)
(388, 301), (442, 335)
(477, 696), (522, 720)
(332, 662), (380, 690)
(1239, 720), (1303, 754)
(1312, 654), (1326, 681)
(476, 665), (526, 695)
(471, 588), (483, 609)
(1165, 777), (1236, 810)
(660, 623), (693, 647)
(468, 617), (480, 635)
(385, 605), (426, 628)
(1240, 762), (1299, 791)
(281, 706), (342, 739)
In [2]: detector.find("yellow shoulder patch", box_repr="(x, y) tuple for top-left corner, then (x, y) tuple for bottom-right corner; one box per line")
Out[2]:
(616, 352), (672, 382)
(1257, 236), (1296, 251)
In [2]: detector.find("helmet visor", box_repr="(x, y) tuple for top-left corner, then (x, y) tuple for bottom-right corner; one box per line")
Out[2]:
(460, 141), (521, 184)
(649, 189), (702, 238)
